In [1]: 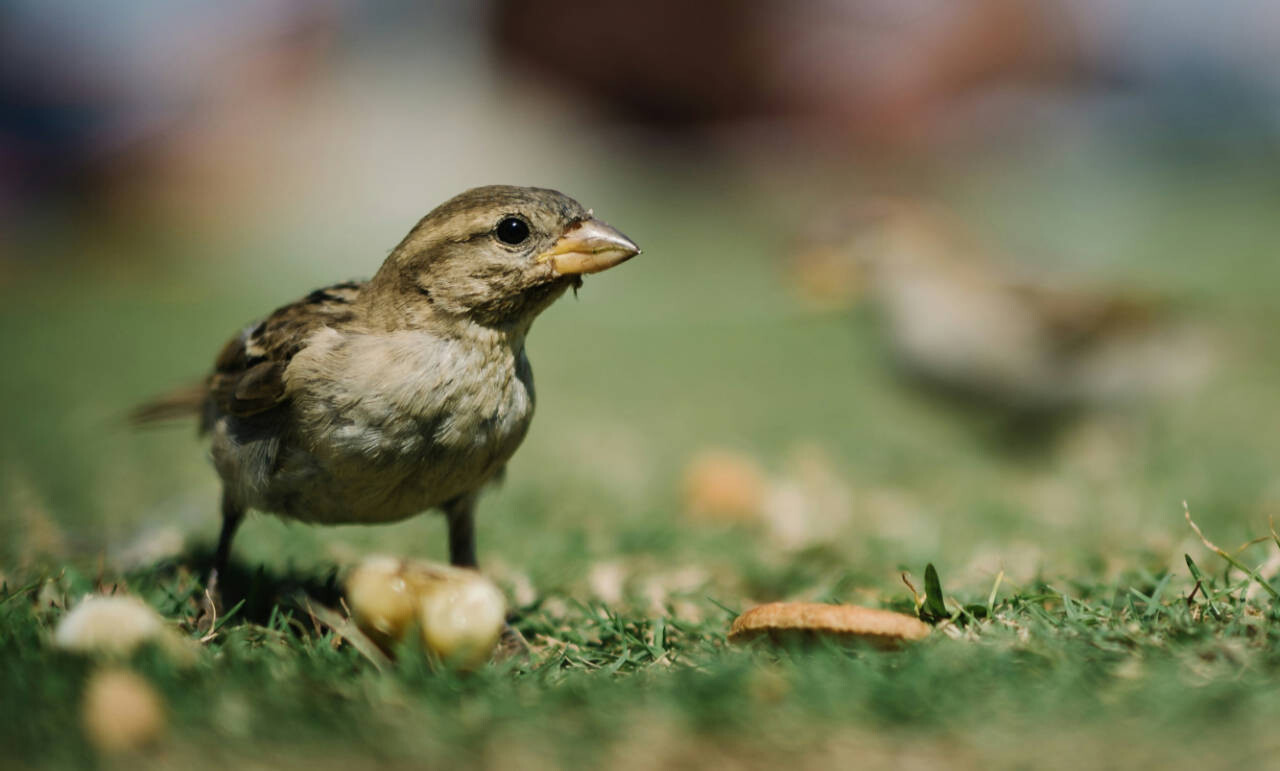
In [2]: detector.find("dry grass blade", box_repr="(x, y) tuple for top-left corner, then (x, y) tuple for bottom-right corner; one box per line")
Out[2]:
(302, 597), (392, 671)
(1184, 501), (1279, 600)
(901, 572), (922, 611)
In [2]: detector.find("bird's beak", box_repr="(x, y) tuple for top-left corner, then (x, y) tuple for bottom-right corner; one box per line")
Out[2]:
(536, 219), (640, 275)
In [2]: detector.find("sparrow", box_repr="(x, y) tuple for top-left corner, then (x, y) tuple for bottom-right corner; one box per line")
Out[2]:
(135, 185), (640, 599)
(791, 198), (1210, 413)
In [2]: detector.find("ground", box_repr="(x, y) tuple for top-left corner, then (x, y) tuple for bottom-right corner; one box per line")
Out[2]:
(3, 149), (1280, 769)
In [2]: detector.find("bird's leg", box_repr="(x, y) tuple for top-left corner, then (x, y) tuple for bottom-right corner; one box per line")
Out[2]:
(441, 492), (529, 659)
(442, 492), (478, 568)
(201, 489), (244, 630)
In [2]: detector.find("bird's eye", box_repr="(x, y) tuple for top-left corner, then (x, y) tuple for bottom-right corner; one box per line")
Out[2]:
(495, 216), (530, 245)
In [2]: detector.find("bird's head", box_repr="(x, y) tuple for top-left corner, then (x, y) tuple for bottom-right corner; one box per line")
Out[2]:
(788, 197), (972, 311)
(370, 185), (639, 331)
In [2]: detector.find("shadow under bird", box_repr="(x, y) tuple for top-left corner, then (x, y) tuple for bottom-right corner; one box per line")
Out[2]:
(135, 185), (640, 603)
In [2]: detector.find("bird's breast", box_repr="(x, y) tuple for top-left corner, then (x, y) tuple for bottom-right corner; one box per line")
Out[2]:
(278, 327), (536, 522)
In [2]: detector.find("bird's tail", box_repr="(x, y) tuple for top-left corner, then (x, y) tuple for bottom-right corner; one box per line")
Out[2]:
(130, 382), (209, 426)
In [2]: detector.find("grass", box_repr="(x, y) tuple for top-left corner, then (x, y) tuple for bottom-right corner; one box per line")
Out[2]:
(5, 544), (1280, 769)
(3, 154), (1280, 769)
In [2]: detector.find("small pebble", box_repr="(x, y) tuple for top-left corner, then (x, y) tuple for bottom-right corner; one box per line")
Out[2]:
(683, 450), (767, 524)
(55, 595), (167, 656)
(347, 557), (506, 668)
(82, 668), (165, 753)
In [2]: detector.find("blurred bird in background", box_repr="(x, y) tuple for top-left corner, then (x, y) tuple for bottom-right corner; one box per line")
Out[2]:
(790, 199), (1213, 418)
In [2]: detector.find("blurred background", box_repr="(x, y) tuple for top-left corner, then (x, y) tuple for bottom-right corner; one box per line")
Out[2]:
(3, 0), (1279, 601)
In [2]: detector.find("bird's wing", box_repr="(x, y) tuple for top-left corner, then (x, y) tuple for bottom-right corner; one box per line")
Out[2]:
(208, 280), (364, 419)
(1003, 277), (1165, 353)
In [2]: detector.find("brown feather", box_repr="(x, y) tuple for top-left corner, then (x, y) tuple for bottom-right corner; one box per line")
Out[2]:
(133, 280), (366, 425)
(129, 382), (209, 425)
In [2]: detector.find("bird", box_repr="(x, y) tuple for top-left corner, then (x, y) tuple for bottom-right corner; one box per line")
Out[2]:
(134, 185), (640, 605)
(790, 197), (1210, 416)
